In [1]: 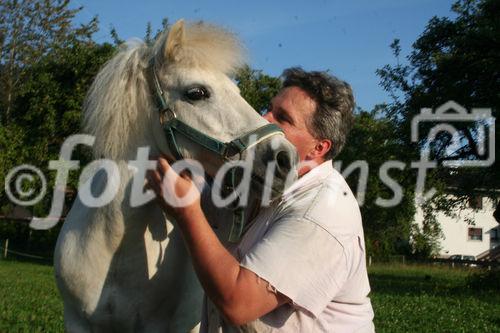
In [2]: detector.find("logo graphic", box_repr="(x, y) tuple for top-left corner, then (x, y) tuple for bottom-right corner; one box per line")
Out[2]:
(411, 100), (495, 167)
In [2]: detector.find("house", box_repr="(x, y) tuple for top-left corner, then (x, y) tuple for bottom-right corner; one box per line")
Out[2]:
(415, 194), (500, 259)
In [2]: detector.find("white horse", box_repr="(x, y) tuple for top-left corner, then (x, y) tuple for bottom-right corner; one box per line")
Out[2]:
(54, 20), (296, 332)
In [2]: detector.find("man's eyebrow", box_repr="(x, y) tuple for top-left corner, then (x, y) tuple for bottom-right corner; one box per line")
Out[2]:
(277, 106), (295, 125)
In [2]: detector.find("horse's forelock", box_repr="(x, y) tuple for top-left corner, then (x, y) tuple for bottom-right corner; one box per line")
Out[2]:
(154, 21), (246, 76)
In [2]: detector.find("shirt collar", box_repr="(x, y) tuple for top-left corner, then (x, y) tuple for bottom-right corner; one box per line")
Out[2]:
(283, 160), (334, 198)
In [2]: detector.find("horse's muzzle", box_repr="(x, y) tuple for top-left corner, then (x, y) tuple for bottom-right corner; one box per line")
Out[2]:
(246, 136), (298, 201)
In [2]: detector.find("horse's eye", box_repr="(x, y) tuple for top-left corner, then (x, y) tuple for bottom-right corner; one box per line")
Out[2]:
(185, 86), (210, 101)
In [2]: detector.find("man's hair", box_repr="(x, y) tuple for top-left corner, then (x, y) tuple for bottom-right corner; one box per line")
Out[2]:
(281, 67), (355, 160)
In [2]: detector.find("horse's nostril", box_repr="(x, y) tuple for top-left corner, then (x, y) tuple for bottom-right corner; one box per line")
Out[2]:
(276, 150), (291, 171)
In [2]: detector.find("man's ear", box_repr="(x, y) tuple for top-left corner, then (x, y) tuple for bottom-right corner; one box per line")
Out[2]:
(311, 139), (332, 159)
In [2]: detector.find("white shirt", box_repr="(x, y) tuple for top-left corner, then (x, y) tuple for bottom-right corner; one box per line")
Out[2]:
(202, 160), (375, 332)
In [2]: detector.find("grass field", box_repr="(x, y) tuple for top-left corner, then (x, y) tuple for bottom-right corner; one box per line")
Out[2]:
(0, 260), (63, 332)
(0, 260), (499, 332)
(369, 264), (500, 332)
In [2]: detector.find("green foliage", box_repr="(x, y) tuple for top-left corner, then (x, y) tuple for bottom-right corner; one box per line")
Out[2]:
(410, 224), (439, 258)
(0, 1), (115, 256)
(338, 108), (416, 257)
(0, 41), (115, 255)
(111, 18), (170, 47)
(466, 268), (500, 291)
(0, 0), (98, 123)
(377, 0), (500, 201)
(235, 65), (282, 114)
(110, 26), (124, 46)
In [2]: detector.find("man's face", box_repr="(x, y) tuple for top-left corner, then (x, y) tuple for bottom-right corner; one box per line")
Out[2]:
(263, 86), (318, 163)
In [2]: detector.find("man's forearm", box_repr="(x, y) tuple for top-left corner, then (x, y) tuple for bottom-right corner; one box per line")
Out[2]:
(176, 205), (241, 309)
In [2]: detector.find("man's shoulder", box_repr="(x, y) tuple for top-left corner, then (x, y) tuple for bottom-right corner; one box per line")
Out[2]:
(277, 168), (363, 241)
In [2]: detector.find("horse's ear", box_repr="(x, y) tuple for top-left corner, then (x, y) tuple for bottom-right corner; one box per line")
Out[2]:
(164, 19), (185, 62)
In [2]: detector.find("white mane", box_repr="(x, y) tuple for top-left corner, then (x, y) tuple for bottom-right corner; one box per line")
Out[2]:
(83, 21), (246, 160)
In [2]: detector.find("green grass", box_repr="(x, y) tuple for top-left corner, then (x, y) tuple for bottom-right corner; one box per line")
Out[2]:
(369, 264), (500, 332)
(0, 260), (498, 332)
(0, 260), (63, 332)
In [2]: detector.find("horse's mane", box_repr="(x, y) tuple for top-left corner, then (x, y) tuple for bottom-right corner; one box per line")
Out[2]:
(83, 21), (245, 160)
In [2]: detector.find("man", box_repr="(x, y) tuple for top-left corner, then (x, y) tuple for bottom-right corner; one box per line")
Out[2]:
(148, 67), (374, 332)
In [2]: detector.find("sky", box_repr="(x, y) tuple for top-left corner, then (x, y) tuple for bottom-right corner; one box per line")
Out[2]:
(74, 0), (458, 111)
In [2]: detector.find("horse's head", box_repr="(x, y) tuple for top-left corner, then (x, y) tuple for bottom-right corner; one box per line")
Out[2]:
(83, 20), (297, 205)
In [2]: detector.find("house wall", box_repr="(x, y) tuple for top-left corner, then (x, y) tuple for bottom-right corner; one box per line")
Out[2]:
(415, 197), (500, 257)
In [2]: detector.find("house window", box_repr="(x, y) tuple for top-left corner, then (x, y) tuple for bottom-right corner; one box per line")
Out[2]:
(468, 196), (483, 209)
(468, 227), (483, 241)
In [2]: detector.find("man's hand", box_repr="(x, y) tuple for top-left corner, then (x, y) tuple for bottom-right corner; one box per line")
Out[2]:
(146, 156), (202, 221)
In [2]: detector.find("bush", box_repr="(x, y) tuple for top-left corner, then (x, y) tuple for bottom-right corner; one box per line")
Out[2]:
(467, 269), (500, 291)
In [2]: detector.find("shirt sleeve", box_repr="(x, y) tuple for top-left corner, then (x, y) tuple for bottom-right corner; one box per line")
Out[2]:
(239, 216), (348, 318)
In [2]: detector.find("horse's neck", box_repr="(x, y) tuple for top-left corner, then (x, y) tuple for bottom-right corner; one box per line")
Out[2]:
(84, 159), (167, 249)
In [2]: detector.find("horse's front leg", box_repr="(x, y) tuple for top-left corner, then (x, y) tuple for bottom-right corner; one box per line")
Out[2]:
(63, 302), (92, 333)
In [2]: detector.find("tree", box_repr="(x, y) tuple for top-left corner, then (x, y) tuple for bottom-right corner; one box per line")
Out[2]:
(337, 108), (417, 257)
(377, 0), (499, 195)
(0, 0), (98, 124)
(110, 18), (170, 47)
(0, 1), (113, 256)
(376, 0), (499, 255)
(235, 65), (282, 114)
